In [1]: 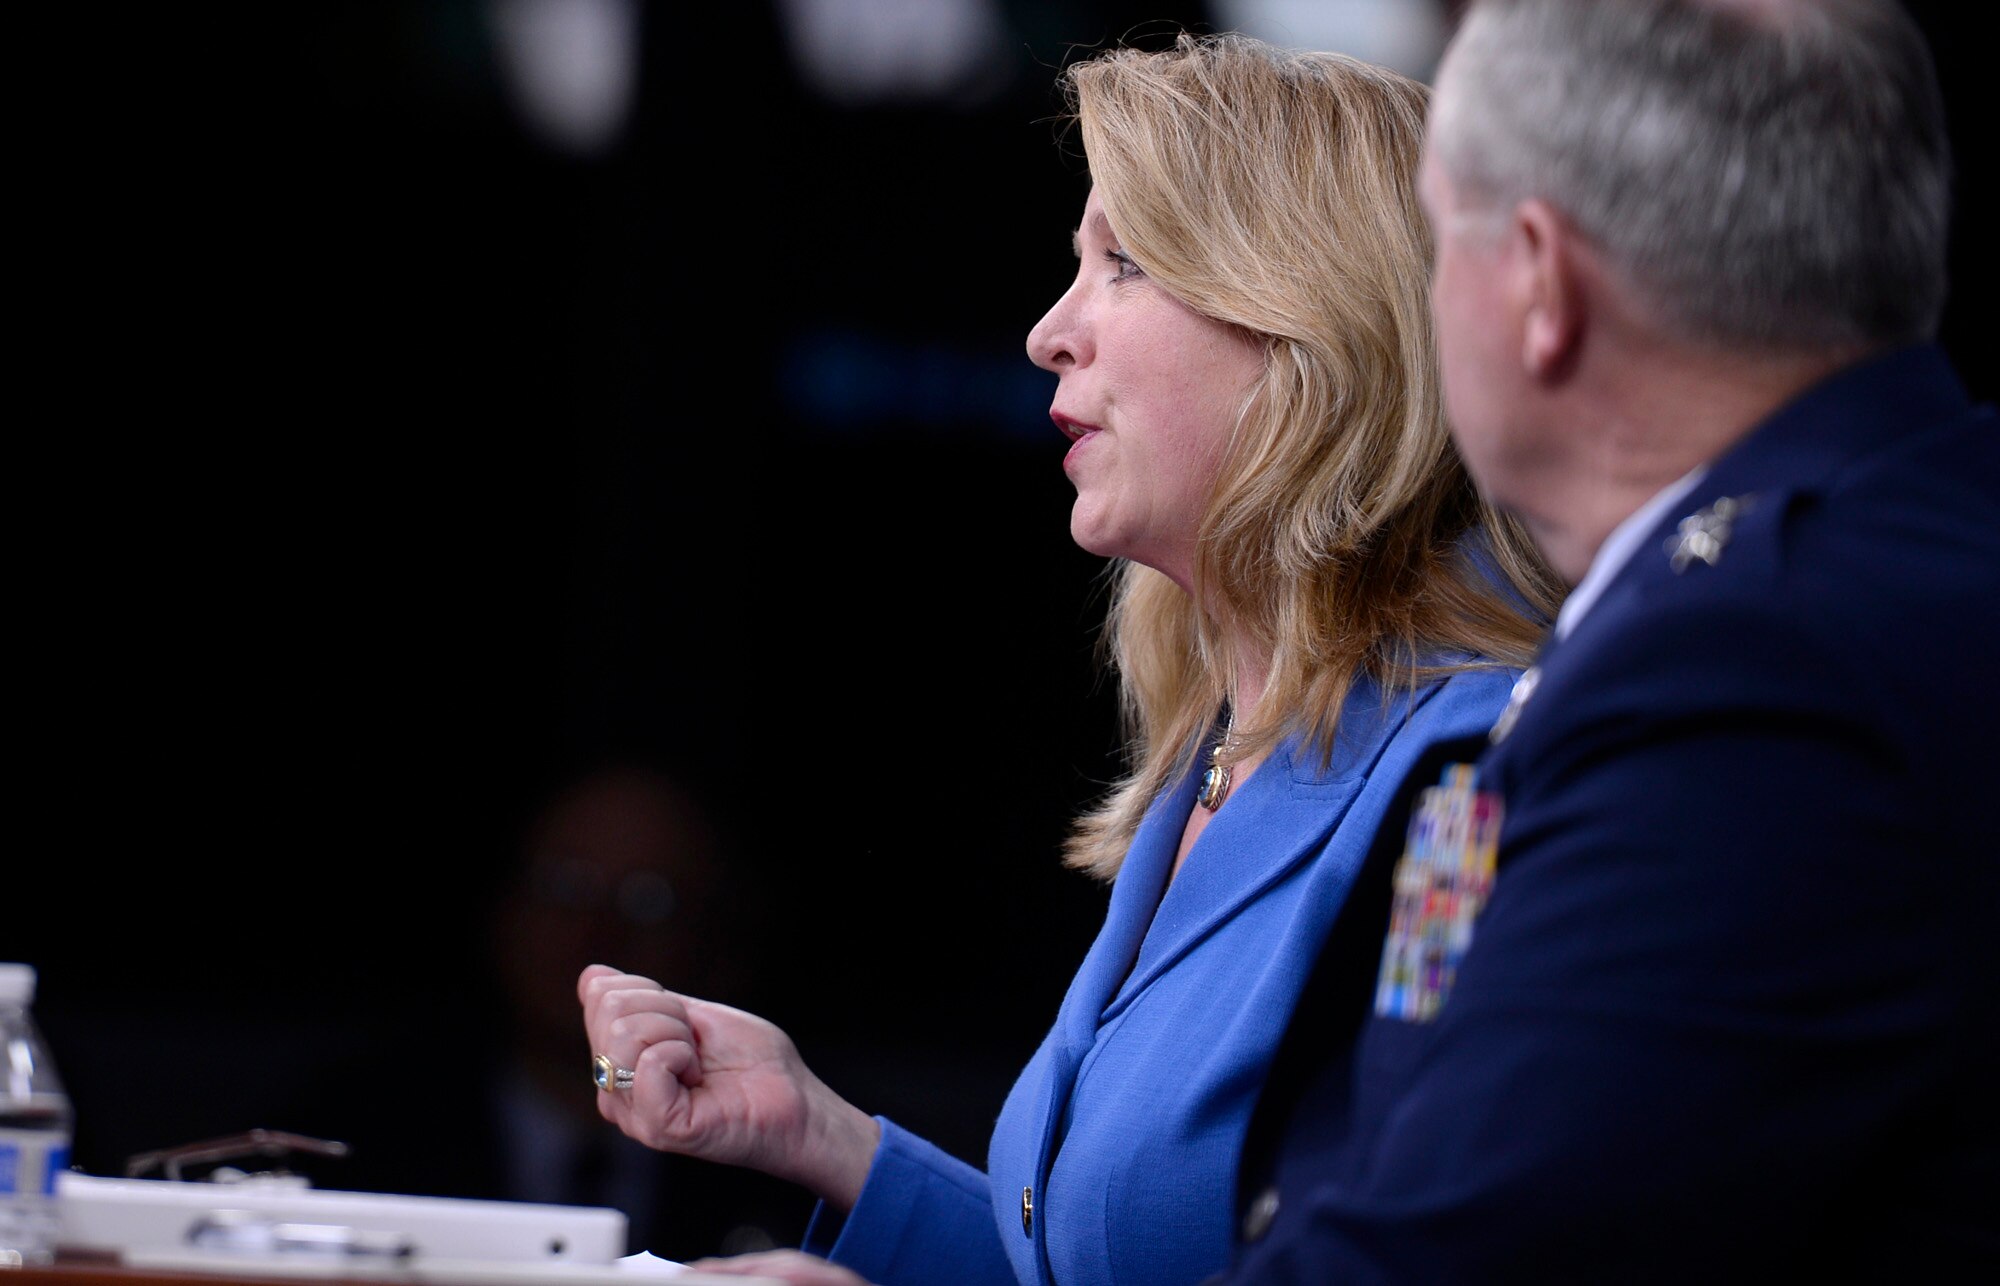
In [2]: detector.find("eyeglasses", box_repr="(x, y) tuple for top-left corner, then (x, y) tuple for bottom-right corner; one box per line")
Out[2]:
(124, 1129), (351, 1183)
(525, 859), (679, 926)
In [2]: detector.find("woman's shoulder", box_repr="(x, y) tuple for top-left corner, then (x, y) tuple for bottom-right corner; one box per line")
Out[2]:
(1425, 657), (1525, 698)
(1303, 661), (1521, 775)
(1397, 658), (1525, 740)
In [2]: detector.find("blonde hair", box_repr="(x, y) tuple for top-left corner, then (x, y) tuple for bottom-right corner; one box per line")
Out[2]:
(1062, 34), (1561, 879)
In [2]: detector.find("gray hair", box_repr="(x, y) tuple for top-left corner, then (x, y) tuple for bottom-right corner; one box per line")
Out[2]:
(1431, 0), (1951, 350)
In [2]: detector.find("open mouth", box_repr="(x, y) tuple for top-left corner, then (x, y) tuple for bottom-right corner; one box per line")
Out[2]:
(1052, 411), (1099, 442)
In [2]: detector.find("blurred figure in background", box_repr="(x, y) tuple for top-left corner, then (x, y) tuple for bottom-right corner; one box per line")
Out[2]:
(483, 763), (790, 1255)
(334, 762), (800, 1258)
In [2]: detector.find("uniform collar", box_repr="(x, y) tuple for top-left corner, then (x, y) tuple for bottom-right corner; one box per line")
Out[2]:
(1542, 343), (1971, 658)
(1554, 464), (1709, 642)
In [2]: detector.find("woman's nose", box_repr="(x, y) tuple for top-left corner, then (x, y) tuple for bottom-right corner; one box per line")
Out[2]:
(1027, 286), (1087, 373)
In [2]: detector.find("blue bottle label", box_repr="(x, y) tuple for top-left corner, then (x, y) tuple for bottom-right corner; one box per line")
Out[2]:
(0, 1133), (69, 1195)
(43, 1144), (68, 1195)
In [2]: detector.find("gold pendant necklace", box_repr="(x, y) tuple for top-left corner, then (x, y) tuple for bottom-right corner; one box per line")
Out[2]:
(1196, 717), (1234, 811)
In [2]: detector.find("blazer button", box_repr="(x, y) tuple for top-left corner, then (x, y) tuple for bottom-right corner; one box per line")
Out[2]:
(1021, 1186), (1034, 1237)
(1242, 1186), (1280, 1242)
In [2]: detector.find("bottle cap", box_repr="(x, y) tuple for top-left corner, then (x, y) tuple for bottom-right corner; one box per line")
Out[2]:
(0, 962), (38, 1005)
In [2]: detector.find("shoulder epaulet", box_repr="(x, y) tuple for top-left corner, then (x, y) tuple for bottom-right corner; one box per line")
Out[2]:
(1664, 493), (1756, 573)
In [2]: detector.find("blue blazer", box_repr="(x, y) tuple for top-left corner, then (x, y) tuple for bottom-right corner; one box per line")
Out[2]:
(1227, 345), (2000, 1282)
(805, 666), (1522, 1286)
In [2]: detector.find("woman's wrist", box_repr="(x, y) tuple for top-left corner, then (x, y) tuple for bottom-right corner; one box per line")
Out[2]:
(789, 1083), (881, 1211)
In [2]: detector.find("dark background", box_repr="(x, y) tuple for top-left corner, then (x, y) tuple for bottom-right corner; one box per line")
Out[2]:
(17, 0), (1992, 1253)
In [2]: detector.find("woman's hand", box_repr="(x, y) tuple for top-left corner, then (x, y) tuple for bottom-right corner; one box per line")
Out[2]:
(577, 965), (880, 1207)
(685, 1250), (875, 1285)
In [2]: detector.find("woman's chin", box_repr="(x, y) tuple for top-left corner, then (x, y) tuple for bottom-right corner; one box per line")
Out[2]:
(1068, 510), (1133, 563)
(1068, 518), (1195, 589)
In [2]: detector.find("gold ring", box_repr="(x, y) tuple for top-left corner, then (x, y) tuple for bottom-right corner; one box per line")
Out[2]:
(592, 1053), (636, 1092)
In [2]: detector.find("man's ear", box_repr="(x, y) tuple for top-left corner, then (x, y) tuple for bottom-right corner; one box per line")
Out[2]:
(1512, 199), (1584, 380)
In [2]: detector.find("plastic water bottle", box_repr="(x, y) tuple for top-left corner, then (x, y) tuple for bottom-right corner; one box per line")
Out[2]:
(0, 963), (72, 1267)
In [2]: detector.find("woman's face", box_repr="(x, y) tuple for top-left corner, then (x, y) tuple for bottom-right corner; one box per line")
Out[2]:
(1027, 188), (1265, 593)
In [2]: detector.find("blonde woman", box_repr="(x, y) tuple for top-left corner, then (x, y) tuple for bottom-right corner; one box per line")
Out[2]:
(582, 34), (1558, 1286)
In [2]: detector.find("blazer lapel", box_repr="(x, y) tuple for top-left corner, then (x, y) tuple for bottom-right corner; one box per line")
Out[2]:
(1027, 756), (1204, 1208)
(1106, 685), (1411, 1018)
(1053, 757), (1201, 1055)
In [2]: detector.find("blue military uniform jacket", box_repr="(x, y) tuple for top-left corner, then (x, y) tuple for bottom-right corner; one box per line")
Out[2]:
(1226, 344), (2000, 1282)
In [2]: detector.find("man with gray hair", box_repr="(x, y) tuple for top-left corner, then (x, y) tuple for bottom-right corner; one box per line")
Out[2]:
(1226, 0), (1998, 1278)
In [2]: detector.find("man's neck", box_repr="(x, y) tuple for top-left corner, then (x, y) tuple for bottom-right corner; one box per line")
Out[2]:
(1536, 338), (1866, 584)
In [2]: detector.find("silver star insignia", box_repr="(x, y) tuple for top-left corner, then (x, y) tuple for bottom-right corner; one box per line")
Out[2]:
(1666, 495), (1750, 573)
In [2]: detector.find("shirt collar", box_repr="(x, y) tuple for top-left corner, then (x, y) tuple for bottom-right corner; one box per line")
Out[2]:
(1553, 465), (1709, 641)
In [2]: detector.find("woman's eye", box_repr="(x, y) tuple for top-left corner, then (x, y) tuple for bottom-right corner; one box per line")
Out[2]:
(1104, 248), (1144, 282)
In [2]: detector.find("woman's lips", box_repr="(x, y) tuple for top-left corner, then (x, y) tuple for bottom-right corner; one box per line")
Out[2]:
(1052, 412), (1101, 471)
